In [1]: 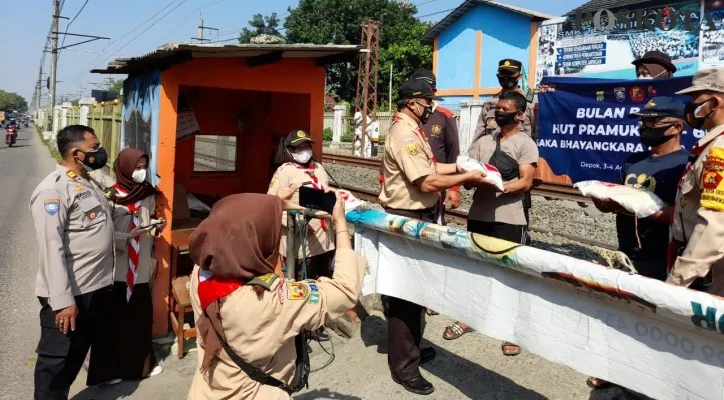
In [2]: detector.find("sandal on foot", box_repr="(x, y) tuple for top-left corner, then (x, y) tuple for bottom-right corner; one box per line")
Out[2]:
(586, 377), (614, 390)
(443, 322), (473, 340)
(502, 342), (521, 356)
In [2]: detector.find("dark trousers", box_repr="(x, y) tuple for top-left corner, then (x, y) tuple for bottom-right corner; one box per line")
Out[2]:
(468, 219), (528, 245)
(34, 287), (112, 400)
(383, 207), (436, 381)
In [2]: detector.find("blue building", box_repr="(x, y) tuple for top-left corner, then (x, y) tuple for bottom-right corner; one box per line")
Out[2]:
(421, 0), (553, 108)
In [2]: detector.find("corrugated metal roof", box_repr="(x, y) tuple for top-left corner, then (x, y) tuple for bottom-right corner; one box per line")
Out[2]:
(91, 43), (362, 75)
(565, 0), (652, 16)
(421, 0), (555, 44)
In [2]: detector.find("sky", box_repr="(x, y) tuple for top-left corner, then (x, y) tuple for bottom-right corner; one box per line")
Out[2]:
(0, 0), (587, 105)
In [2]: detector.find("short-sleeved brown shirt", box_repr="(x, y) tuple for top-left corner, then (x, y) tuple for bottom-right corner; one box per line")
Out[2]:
(468, 130), (538, 225)
(379, 112), (438, 210)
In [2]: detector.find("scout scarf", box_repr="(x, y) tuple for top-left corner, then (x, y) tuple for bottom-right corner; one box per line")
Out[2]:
(116, 185), (143, 302)
(189, 193), (282, 374)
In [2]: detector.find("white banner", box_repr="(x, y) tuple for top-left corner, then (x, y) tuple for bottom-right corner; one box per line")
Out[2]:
(349, 209), (724, 400)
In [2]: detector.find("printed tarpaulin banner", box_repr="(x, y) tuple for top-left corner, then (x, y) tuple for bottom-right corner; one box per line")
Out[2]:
(348, 208), (724, 400)
(538, 76), (702, 183)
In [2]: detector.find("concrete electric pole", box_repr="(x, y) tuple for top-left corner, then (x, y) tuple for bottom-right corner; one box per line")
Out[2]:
(47, 0), (59, 130)
(195, 14), (218, 42)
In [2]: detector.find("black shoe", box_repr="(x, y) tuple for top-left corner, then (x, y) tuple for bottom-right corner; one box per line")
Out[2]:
(420, 347), (436, 365)
(392, 375), (434, 396)
(312, 328), (331, 342)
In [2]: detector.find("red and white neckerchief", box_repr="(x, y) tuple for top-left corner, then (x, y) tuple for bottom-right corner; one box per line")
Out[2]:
(296, 162), (329, 231)
(115, 184), (142, 302)
(197, 269), (243, 311)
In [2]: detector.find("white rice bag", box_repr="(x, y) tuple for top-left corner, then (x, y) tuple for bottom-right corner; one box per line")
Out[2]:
(337, 189), (366, 212)
(574, 180), (666, 218)
(456, 155), (505, 192)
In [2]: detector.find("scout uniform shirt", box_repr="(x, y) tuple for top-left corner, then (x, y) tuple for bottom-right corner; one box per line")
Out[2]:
(30, 165), (114, 310)
(188, 248), (366, 400)
(472, 89), (538, 143)
(379, 112), (438, 210)
(267, 162), (335, 258)
(109, 194), (157, 284)
(669, 124), (724, 294)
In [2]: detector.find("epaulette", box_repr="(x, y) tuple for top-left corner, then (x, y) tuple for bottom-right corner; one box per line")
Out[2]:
(248, 273), (279, 290)
(437, 106), (454, 119)
(105, 189), (113, 199)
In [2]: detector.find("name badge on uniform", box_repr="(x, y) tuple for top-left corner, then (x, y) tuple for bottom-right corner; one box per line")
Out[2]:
(44, 199), (61, 216)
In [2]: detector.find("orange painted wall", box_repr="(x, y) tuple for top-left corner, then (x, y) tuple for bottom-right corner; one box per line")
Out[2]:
(151, 57), (325, 337)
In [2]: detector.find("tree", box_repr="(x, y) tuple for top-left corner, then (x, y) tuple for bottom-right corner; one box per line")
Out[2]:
(0, 90), (28, 113)
(109, 78), (124, 96)
(239, 13), (283, 44)
(284, 0), (432, 104)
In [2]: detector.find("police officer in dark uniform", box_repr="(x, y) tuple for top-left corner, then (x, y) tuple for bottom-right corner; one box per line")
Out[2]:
(30, 125), (114, 399)
(410, 68), (461, 220)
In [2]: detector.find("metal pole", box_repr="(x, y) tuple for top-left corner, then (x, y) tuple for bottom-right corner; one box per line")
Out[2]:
(197, 15), (203, 42)
(389, 64), (393, 112)
(47, 0), (59, 131)
(285, 212), (297, 280)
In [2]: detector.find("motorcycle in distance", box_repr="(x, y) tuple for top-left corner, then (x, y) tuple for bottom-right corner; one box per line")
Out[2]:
(6, 126), (17, 147)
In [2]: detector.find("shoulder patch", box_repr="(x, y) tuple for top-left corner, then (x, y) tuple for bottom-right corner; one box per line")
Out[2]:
(701, 147), (724, 211)
(287, 282), (310, 301)
(431, 125), (442, 136)
(44, 199), (61, 216)
(437, 106), (454, 118)
(405, 143), (419, 156)
(66, 170), (79, 181)
(248, 273), (278, 290)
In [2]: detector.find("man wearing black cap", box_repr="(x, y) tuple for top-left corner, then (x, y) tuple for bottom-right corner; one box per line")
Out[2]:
(379, 77), (486, 396)
(472, 58), (537, 143)
(589, 96), (689, 390)
(410, 68), (462, 220)
(632, 50), (677, 79)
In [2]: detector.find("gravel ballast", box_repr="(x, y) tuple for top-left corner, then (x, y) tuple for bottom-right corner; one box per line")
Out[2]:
(322, 161), (619, 261)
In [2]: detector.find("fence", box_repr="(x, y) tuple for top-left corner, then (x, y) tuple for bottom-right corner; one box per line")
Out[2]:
(324, 108), (461, 142)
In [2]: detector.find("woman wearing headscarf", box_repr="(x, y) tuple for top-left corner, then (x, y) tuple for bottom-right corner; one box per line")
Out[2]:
(87, 148), (165, 385)
(632, 50), (676, 79)
(187, 191), (366, 400)
(268, 129), (360, 337)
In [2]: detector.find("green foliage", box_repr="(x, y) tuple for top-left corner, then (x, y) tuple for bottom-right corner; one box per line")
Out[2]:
(108, 79), (124, 97)
(284, 0), (432, 104)
(341, 130), (354, 143)
(0, 90), (28, 113)
(239, 13), (283, 43)
(322, 127), (333, 141)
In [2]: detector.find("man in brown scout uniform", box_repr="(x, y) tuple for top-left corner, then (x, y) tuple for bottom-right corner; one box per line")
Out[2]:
(667, 68), (724, 296)
(379, 77), (487, 396)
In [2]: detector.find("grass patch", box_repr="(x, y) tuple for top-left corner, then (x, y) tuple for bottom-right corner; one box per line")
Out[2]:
(36, 124), (61, 161)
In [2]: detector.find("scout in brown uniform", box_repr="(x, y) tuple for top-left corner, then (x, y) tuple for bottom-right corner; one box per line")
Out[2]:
(443, 91), (538, 357)
(667, 69), (724, 295)
(188, 192), (366, 400)
(268, 129), (359, 338)
(380, 78), (487, 396)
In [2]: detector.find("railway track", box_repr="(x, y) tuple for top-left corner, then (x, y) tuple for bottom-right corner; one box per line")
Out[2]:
(332, 184), (617, 251)
(322, 153), (592, 204)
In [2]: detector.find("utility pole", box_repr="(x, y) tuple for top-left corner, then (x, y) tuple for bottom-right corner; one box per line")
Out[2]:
(388, 64), (393, 112)
(195, 14), (218, 42)
(47, 0), (60, 130)
(353, 21), (380, 157)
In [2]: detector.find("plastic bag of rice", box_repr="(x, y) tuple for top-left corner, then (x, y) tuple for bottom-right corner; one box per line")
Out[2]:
(574, 180), (667, 218)
(456, 155), (505, 192)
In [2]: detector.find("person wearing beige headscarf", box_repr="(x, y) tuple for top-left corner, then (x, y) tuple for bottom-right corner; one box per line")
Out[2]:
(187, 191), (366, 400)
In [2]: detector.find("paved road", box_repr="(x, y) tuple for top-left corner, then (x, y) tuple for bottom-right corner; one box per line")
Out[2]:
(3, 129), (627, 399)
(0, 127), (56, 400)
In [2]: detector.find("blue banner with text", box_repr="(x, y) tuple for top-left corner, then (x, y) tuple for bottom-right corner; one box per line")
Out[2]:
(538, 76), (700, 183)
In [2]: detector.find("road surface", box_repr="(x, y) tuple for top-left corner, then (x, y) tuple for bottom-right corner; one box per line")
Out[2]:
(0, 129), (628, 399)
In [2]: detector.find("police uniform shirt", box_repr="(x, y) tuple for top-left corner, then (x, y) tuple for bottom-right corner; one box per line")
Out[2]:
(472, 89), (537, 143)
(267, 162), (335, 258)
(379, 112), (438, 210)
(423, 104), (460, 164)
(188, 248), (366, 400)
(669, 124), (724, 294)
(467, 130), (538, 226)
(30, 165), (114, 310)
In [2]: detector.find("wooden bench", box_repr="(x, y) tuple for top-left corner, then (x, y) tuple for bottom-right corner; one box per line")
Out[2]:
(169, 247), (196, 359)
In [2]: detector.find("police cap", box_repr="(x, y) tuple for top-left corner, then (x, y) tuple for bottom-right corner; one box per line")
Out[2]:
(630, 96), (687, 120)
(398, 77), (443, 101)
(498, 59), (522, 76)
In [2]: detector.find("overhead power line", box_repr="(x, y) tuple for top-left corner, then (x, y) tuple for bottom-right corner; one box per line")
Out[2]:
(417, 8), (455, 18)
(59, 0), (91, 57)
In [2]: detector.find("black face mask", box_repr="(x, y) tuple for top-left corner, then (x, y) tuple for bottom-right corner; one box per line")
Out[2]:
(411, 101), (433, 125)
(640, 124), (675, 147)
(494, 111), (518, 127)
(685, 98), (717, 130)
(498, 76), (518, 90)
(76, 148), (108, 171)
